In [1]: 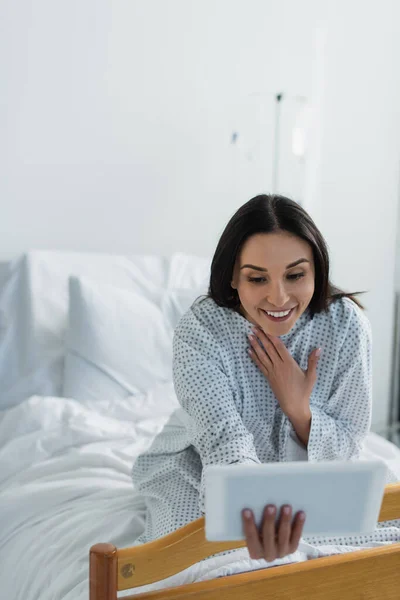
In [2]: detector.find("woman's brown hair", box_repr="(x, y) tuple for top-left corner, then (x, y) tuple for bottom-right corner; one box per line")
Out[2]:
(208, 194), (364, 315)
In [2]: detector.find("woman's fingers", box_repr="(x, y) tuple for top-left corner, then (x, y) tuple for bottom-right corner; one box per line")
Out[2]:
(248, 333), (273, 370)
(243, 505), (306, 562)
(260, 504), (277, 562)
(289, 510), (306, 553)
(248, 346), (270, 378)
(276, 505), (292, 558)
(253, 328), (284, 362)
(242, 509), (264, 559)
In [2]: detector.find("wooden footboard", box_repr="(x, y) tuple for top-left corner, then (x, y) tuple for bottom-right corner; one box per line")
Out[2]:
(89, 482), (400, 600)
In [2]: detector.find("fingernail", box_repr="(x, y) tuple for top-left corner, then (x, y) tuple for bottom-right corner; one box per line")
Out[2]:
(298, 511), (306, 521)
(243, 509), (252, 519)
(266, 505), (276, 515)
(316, 348), (322, 357)
(282, 506), (291, 515)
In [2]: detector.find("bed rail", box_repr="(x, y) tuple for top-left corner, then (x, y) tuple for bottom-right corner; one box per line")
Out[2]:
(89, 482), (400, 600)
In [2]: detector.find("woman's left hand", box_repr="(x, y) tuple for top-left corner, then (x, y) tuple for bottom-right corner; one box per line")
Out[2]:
(248, 327), (321, 423)
(242, 504), (305, 562)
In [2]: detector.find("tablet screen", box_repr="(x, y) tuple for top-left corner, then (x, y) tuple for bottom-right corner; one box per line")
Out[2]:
(205, 460), (387, 541)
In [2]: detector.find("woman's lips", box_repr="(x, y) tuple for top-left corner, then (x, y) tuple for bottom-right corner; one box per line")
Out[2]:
(261, 306), (296, 322)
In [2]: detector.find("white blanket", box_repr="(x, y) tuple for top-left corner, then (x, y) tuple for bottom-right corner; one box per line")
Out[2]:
(0, 386), (399, 600)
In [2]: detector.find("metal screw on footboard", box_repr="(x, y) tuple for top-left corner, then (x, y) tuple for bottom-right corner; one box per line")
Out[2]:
(121, 563), (135, 578)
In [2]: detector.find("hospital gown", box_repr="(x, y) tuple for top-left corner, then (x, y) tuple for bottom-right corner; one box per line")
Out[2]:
(132, 296), (400, 547)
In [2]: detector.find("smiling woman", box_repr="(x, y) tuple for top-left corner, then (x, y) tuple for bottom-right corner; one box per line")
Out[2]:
(131, 194), (399, 563)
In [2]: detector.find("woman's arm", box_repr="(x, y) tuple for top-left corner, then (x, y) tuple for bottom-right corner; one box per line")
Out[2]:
(173, 306), (260, 513)
(283, 306), (372, 462)
(247, 300), (372, 462)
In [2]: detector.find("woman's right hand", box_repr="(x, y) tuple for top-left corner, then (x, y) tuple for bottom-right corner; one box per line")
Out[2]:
(242, 504), (305, 562)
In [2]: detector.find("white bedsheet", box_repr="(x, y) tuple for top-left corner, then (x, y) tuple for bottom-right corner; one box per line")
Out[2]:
(0, 387), (399, 600)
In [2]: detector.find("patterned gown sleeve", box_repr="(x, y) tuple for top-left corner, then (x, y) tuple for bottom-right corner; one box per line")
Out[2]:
(282, 304), (372, 462)
(173, 306), (260, 513)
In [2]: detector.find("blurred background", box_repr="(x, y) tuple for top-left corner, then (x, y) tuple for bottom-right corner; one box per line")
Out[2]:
(1, 0), (400, 438)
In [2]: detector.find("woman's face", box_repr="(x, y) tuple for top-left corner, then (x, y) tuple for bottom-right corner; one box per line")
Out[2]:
(231, 231), (315, 335)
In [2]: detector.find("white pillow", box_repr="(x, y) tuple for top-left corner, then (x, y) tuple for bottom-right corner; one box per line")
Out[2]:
(63, 276), (204, 401)
(0, 250), (209, 409)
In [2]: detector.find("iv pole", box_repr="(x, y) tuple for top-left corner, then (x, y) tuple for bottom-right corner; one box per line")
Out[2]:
(272, 92), (283, 193)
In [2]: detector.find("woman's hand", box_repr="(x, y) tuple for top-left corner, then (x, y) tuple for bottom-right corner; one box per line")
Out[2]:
(242, 504), (305, 561)
(248, 327), (321, 424)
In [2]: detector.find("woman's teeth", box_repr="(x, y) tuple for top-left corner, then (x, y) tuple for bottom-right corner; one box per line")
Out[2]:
(266, 309), (291, 317)
(261, 307), (296, 321)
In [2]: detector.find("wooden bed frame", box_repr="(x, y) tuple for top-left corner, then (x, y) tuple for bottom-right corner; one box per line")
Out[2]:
(90, 483), (400, 600)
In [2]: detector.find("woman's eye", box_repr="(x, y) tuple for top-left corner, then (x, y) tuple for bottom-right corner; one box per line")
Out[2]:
(248, 277), (267, 284)
(248, 273), (305, 284)
(287, 273), (305, 281)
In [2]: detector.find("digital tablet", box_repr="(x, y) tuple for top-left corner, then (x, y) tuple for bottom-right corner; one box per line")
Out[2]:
(205, 460), (387, 541)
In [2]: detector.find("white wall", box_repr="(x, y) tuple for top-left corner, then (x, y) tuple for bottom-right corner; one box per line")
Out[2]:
(1, 0), (400, 429)
(310, 2), (400, 430)
(0, 0), (316, 260)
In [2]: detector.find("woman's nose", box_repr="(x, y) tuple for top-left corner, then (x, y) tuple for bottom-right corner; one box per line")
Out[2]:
(267, 282), (289, 307)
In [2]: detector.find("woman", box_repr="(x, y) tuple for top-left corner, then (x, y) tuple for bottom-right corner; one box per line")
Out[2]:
(132, 194), (372, 562)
